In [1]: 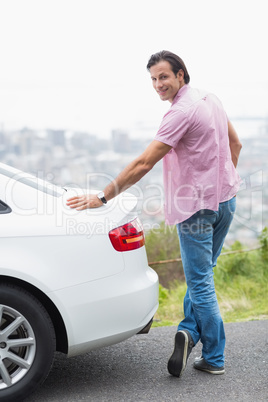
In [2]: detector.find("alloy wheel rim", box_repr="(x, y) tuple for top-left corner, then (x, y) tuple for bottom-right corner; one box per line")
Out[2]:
(0, 304), (36, 389)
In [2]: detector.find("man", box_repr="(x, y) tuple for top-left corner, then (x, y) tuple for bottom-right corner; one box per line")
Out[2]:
(67, 50), (242, 377)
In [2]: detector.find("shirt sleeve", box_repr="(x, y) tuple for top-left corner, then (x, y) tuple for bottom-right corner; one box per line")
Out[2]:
(154, 108), (189, 148)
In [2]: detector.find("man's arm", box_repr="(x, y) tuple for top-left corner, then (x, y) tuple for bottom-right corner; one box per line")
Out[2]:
(67, 140), (172, 210)
(228, 120), (242, 168)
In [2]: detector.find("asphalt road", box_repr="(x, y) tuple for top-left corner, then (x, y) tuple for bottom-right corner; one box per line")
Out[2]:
(25, 320), (267, 402)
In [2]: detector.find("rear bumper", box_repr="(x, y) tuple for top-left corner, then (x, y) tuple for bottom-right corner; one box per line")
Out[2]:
(50, 261), (159, 357)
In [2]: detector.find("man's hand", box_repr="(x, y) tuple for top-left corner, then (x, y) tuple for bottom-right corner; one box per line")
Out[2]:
(66, 194), (103, 210)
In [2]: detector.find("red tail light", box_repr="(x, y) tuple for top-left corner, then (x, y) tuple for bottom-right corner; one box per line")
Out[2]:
(109, 218), (145, 252)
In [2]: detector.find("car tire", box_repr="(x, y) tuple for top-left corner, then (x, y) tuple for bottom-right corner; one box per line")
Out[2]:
(0, 283), (56, 401)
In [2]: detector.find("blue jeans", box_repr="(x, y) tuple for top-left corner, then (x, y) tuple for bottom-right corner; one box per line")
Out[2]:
(176, 197), (236, 367)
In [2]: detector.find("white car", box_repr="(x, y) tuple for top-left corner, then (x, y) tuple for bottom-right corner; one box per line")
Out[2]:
(0, 163), (159, 402)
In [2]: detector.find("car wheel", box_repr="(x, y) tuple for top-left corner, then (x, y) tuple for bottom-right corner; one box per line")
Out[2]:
(0, 283), (56, 401)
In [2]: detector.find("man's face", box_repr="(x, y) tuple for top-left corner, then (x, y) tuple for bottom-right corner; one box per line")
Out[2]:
(150, 60), (185, 103)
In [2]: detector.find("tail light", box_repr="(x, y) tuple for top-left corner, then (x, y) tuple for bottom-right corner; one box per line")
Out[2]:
(109, 218), (145, 252)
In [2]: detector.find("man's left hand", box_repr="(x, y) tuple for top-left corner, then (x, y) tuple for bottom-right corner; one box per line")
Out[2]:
(66, 195), (103, 210)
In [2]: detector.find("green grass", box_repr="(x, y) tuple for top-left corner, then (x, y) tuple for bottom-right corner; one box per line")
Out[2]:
(150, 228), (268, 327)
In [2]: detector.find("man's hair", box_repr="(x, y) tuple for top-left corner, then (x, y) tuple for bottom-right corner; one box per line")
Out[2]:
(146, 50), (190, 84)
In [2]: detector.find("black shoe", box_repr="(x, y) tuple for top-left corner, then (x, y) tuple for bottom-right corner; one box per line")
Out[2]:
(194, 357), (225, 374)
(167, 330), (194, 377)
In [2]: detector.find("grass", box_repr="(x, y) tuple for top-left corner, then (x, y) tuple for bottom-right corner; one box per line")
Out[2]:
(150, 228), (268, 327)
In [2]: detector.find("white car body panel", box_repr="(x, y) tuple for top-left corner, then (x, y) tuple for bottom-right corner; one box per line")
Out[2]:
(0, 162), (159, 357)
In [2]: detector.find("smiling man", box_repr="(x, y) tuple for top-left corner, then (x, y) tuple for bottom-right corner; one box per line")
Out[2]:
(150, 57), (189, 103)
(67, 50), (242, 378)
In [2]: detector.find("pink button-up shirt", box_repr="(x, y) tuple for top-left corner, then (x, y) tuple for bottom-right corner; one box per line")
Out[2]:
(154, 84), (241, 225)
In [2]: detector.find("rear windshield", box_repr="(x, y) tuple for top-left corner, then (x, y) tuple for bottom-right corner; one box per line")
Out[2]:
(0, 164), (63, 197)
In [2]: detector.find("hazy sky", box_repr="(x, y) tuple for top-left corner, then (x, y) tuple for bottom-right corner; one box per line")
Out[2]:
(0, 0), (267, 137)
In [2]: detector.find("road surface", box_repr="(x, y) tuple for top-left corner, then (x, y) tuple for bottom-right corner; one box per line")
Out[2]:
(25, 320), (267, 402)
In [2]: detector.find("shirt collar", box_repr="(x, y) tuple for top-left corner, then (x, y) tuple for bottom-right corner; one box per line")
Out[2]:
(172, 84), (190, 105)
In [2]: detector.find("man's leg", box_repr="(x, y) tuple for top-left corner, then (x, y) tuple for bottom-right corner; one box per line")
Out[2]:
(168, 199), (236, 376)
(193, 197), (236, 373)
(168, 209), (218, 376)
(177, 210), (225, 368)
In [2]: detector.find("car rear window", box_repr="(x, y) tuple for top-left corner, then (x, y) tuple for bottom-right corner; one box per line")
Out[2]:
(0, 199), (12, 214)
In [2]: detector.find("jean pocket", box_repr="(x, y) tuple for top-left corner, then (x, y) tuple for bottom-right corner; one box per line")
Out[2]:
(227, 197), (236, 215)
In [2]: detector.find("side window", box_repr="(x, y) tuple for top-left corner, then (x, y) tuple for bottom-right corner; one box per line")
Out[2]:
(0, 199), (12, 214)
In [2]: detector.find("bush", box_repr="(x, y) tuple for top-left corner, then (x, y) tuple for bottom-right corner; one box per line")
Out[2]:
(259, 227), (268, 262)
(145, 222), (184, 288)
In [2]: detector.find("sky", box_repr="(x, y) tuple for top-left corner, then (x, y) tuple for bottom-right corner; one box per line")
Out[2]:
(0, 0), (267, 138)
